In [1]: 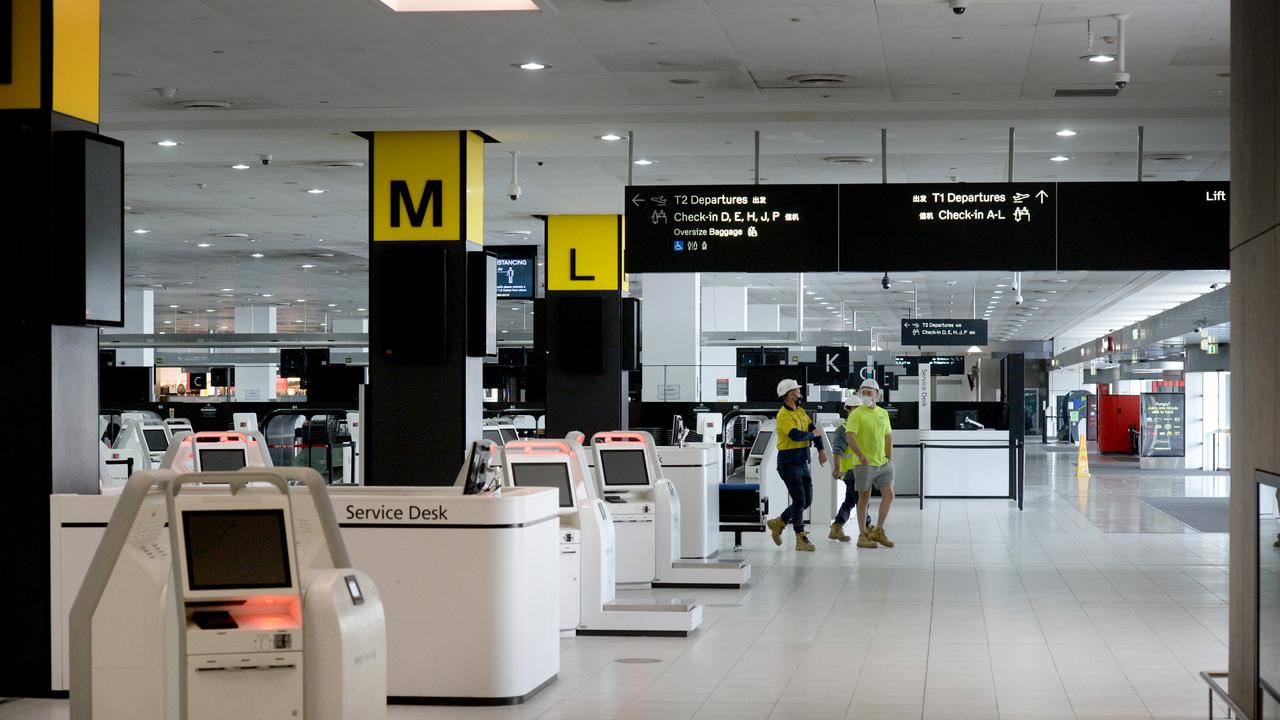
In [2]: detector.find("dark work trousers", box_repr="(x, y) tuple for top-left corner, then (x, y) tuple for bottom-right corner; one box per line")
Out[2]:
(779, 464), (814, 533)
(833, 470), (861, 526)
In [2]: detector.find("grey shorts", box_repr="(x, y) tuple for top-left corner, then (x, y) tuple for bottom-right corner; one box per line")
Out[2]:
(853, 461), (895, 491)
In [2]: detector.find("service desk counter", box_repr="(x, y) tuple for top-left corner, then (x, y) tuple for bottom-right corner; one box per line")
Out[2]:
(330, 486), (560, 705)
(655, 444), (722, 559)
(890, 430), (1013, 499)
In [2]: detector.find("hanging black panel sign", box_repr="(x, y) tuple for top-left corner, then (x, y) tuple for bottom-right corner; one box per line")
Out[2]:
(901, 319), (988, 346)
(810, 346), (850, 385)
(839, 183), (1058, 271)
(623, 184), (839, 273)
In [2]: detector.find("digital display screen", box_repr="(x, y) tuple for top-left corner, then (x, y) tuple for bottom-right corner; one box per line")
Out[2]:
(496, 256), (535, 299)
(182, 509), (292, 591)
(510, 463), (573, 508)
(143, 429), (170, 452)
(750, 431), (773, 457)
(1140, 393), (1185, 457)
(625, 184), (839, 273)
(198, 448), (248, 472)
(599, 449), (650, 488)
(83, 136), (124, 325)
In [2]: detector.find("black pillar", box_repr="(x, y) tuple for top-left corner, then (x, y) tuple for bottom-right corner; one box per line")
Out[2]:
(1, 0), (107, 696)
(1004, 353), (1026, 503)
(364, 131), (485, 485)
(543, 215), (627, 439)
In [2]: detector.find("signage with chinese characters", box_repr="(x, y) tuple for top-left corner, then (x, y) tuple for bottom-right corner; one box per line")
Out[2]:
(901, 319), (988, 346)
(624, 184), (838, 273)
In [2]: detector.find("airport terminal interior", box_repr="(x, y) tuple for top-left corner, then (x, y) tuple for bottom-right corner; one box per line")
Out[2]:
(5, 0), (1279, 719)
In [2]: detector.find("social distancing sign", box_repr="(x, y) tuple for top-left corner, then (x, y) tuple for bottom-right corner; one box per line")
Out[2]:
(371, 130), (484, 243)
(546, 215), (624, 291)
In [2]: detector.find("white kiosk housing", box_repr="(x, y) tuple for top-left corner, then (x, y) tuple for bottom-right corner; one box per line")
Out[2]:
(592, 432), (748, 589)
(69, 467), (386, 720)
(743, 420), (834, 527)
(113, 417), (174, 469)
(160, 430), (274, 474)
(504, 439), (702, 637)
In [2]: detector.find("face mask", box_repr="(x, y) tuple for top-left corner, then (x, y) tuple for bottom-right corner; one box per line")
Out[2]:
(860, 395), (875, 407)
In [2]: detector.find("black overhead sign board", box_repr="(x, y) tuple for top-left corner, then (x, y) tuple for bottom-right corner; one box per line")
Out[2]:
(624, 184), (837, 273)
(623, 181), (1228, 273)
(901, 319), (988, 346)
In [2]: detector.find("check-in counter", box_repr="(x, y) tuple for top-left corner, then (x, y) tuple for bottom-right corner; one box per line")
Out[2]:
(330, 486), (560, 705)
(891, 429), (1012, 499)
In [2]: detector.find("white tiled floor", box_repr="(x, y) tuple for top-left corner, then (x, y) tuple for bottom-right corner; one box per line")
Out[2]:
(1, 443), (1231, 720)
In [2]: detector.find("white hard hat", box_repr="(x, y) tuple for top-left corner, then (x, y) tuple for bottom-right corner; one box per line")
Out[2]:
(859, 378), (881, 393)
(776, 378), (802, 398)
(842, 391), (858, 408)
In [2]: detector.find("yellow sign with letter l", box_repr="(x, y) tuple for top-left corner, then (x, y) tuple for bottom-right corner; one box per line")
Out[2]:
(546, 215), (624, 292)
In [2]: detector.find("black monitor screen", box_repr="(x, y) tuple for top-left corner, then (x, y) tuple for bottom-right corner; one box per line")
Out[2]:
(182, 509), (292, 591)
(198, 448), (248, 472)
(750, 430), (773, 456)
(483, 429), (504, 446)
(510, 462), (573, 508)
(599, 448), (650, 488)
(143, 429), (169, 452)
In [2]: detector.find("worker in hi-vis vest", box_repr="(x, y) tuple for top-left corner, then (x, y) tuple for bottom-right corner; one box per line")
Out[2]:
(766, 379), (828, 552)
(846, 378), (896, 549)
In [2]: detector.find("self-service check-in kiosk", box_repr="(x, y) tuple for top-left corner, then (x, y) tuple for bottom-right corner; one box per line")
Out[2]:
(113, 417), (174, 470)
(592, 433), (748, 589)
(69, 467), (386, 720)
(504, 439), (702, 637)
(160, 430), (274, 474)
(742, 421), (832, 527)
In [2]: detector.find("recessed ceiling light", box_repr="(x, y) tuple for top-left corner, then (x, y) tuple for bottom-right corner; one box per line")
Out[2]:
(1050, 155), (1070, 162)
(154, 140), (183, 147)
(163, 320), (172, 324)
(196, 242), (212, 248)
(261, 293), (273, 298)
(306, 188), (327, 194)
(231, 163), (250, 170)
(600, 134), (623, 142)
(633, 159), (654, 166)
(251, 252), (265, 258)
(296, 298), (307, 303)
(294, 319), (304, 324)
(327, 303), (337, 307)
(517, 62), (548, 71)
(168, 304), (179, 309)
(301, 263), (316, 269)
(205, 309), (214, 313)
(357, 308), (367, 312)
(133, 229), (150, 235)
(1081, 53), (1116, 63)
(1056, 129), (1078, 137)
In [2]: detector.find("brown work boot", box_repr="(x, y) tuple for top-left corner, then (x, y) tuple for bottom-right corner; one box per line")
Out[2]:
(869, 525), (895, 548)
(796, 531), (815, 552)
(856, 528), (878, 548)
(767, 517), (785, 546)
(828, 522), (851, 542)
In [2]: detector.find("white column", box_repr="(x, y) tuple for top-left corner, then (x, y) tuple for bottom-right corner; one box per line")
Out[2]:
(234, 305), (277, 401)
(747, 304), (781, 331)
(700, 286), (746, 331)
(641, 273), (701, 402)
(102, 289), (153, 366)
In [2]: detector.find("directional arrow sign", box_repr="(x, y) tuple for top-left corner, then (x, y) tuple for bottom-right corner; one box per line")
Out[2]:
(1036, 190), (1049, 204)
(631, 194), (645, 207)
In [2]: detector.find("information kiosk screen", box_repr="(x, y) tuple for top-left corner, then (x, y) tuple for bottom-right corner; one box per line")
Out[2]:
(143, 429), (170, 452)
(599, 449), (650, 489)
(182, 509), (292, 591)
(749, 431), (773, 457)
(510, 463), (573, 508)
(198, 447), (248, 472)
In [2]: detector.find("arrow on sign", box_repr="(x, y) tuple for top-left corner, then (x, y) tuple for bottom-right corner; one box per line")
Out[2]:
(631, 195), (645, 207)
(1035, 190), (1049, 204)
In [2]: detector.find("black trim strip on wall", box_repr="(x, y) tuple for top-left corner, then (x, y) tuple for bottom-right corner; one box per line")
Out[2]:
(390, 674), (557, 707)
(60, 522), (110, 528)
(338, 514), (558, 531)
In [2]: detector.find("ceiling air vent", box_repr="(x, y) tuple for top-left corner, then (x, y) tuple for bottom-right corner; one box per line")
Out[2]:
(823, 156), (876, 165)
(785, 73), (851, 87)
(1148, 153), (1193, 162)
(317, 161), (366, 169)
(1054, 88), (1119, 98)
(178, 99), (233, 109)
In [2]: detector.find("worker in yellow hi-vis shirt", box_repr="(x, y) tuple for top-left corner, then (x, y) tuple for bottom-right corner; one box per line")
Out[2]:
(766, 379), (828, 552)
(846, 378), (895, 549)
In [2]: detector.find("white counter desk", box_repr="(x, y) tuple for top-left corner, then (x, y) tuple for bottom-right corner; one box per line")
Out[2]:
(889, 429), (1014, 500)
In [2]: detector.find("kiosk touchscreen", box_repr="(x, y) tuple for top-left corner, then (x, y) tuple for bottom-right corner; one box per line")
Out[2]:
(593, 432), (749, 590)
(511, 462), (574, 508)
(161, 431), (272, 474)
(142, 428), (171, 454)
(194, 444), (250, 472)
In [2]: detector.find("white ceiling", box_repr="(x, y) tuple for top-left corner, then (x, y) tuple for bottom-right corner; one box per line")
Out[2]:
(100, 0), (1232, 338)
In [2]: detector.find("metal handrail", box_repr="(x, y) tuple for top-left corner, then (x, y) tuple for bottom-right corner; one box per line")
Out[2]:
(1200, 670), (1247, 720)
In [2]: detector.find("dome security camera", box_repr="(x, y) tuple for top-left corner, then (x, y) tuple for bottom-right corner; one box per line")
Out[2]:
(949, 0), (968, 14)
(1113, 72), (1130, 90)
(881, 272), (891, 290)
(260, 154), (273, 166)
(506, 181), (522, 202)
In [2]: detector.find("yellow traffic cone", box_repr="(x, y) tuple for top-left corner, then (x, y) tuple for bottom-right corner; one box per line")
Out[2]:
(1076, 438), (1090, 479)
